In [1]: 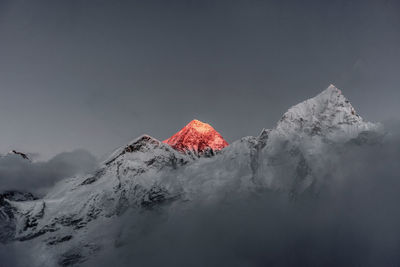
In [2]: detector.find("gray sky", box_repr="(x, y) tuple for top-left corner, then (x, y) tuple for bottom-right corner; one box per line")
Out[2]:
(0, 0), (399, 159)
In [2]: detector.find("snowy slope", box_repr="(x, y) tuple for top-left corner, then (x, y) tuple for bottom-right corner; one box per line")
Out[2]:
(3, 135), (192, 265)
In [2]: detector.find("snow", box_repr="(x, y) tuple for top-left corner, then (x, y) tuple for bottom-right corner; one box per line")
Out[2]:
(1, 85), (384, 266)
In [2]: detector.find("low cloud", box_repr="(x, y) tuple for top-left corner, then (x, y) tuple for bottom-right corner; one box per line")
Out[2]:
(86, 130), (400, 267)
(0, 149), (98, 196)
(2, 130), (400, 267)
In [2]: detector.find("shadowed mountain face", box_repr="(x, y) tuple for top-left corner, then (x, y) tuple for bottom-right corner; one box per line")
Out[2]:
(0, 85), (389, 267)
(163, 119), (229, 156)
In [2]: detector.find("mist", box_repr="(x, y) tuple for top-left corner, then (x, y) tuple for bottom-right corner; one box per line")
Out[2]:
(0, 149), (98, 196)
(0, 129), (398, 266)
(84, 130), (400, 267)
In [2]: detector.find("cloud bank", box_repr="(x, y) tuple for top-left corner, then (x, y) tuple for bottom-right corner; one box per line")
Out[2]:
(1, 128), (400, 267)
(85, 131), (400, 267)
(0, 149), (98, 196)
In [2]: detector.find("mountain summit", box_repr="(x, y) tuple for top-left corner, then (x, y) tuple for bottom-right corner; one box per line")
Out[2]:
(274, 84), (378, 140)
(163, 119), (229, 155)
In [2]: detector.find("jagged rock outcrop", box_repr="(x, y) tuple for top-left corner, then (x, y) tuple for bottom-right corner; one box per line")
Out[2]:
(10, 150), (31, 161)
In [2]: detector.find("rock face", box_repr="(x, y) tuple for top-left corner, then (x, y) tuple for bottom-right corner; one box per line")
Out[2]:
(163, 119), (229, 156)
(10, 150), (31, 161)
(0, 152), (35, 243)
(0, 85), (383, 266)
(0, 191), (36, 243)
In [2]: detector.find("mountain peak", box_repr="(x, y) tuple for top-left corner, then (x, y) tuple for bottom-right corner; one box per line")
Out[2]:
(326, 84), (341, 93)
(103, 134), (162, 165)
(315, 84), (343, 101)
(163, 119), (228, 154)
(281, 84), (357, 122)
(186, 119), (215, 133)
(274, 85), (378, 138)
(8, 150), (31, 161)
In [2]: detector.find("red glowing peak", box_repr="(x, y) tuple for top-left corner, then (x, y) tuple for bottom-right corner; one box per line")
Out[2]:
(163, 119), (229, 154)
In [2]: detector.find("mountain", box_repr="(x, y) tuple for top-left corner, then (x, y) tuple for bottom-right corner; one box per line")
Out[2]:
(8, 150), (31, 161)
(0, 85), (383, 266)
(163, 119), (229, 157)
(274, 84), (378, 140)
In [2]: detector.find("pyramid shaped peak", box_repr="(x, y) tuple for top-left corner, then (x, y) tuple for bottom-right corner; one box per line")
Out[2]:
(282, 84), (350, 117)
(274, 84), (371, 137)
(164, 119), (228, 154)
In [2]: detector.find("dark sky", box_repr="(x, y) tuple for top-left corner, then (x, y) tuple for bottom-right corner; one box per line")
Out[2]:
(0, 0), (399, 159)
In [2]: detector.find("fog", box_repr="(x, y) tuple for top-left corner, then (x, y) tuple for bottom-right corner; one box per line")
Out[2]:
(83, 130), (400, 266)
(1, 128), (399, 266)
(0, 149), (97, 196)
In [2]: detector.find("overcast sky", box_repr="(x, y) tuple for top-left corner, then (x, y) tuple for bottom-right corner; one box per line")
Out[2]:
(0, 0), (399, 159)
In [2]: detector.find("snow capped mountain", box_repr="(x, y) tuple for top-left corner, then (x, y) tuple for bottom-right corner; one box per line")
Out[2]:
(163, 119), (229, 157)
(259, 85), (381, 192)
(0, 85), (383, 266)
(274, 85), (379, 141)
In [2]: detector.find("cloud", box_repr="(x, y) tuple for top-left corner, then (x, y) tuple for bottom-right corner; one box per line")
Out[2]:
(1, 128), (400, 267)
(85, 130), (400, 267)
(0, 149), (98, 196)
